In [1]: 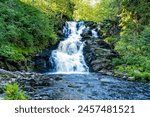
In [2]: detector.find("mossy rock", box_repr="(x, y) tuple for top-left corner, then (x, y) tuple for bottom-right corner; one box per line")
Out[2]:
(68, 84), (80, 88)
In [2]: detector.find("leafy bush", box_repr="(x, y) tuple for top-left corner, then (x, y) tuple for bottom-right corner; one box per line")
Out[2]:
(112, 58), (124, 66)
(139, 26), (150, 56)
(113, 1), (150, 81)
(4, 83), (28, 100)
(0, 44), (25, 61)
(0, 0), (58, 61)
(129, 72), (150, 81)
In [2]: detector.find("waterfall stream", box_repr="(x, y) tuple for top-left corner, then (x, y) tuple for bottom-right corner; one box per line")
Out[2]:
(50, 21), (89, 73)
(92, 29), (99, 38)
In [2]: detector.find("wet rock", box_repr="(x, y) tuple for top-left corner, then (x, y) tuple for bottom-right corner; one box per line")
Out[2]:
(80, 21), (119, 73)
(97, 41), (112, 49)
(100, 78), (111, 83)
(83, 39), (117, 72)
(33, 43), (59, 73)
(57, 30), (63, 37)
(122, 75), (127, 79)
(127, 77), (135, 81)
(68, 84), (80, 88)
(0, 69), (17, 77)
(55, 77), (62, 81)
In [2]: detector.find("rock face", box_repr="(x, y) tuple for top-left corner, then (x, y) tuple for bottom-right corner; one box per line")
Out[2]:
(0, 57), (31, 71)
(83, 39), (118, 72)
(33, 43), (59, 72)
(82, 21), (118, 72)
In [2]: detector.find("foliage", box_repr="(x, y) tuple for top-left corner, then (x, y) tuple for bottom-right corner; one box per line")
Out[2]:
(110, 0), (150, 81)
(72, 0), (150, 81)
(4, 83), (28, 100)
(0, 0), (58, 61)
(21, 0), (74, 31)
(72, 0), (118, 22)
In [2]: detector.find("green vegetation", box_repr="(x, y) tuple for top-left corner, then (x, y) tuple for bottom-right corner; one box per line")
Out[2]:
(21, 0), (74, 31)
(113, 0), (150, 81)
(72, 0), (150, 81)
(0, 0), (55, 61)
(4, 83), (28, 100)
(0, 0), (73, 62)
(0, 0), (149, 81)
(72, 0), (118, 22)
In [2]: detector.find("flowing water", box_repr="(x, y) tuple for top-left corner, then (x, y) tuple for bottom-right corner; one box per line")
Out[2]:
(16, 73), (150, 100)
(50, 21), (89, 74)
(92, 29), (99, 38)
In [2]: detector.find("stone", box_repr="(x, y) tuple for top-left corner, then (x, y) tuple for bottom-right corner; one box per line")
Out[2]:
(122, 75), (127, 79)
(82, 24), (118, 73)
(134, 70), (141, 73)
(100, 78), (111, 83)
(55, 77), (62, 81)
(127, 77), (135, 81)
(57, 30), (63, 37)
(105, 72), (113, 76)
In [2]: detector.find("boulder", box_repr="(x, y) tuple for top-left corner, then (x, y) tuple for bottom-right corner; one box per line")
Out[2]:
(82, 21), (118, 72)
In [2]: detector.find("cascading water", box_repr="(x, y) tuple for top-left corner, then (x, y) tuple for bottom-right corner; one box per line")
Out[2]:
(92, 29), (99, 38)
(50, 21), (89, 73)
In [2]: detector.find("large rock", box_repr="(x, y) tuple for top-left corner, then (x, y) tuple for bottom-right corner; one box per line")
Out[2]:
(33, 42), (59, 72)
(0, 57), (31, 71)
(83, 39), (118, 72)
(82, 21), (118, 72)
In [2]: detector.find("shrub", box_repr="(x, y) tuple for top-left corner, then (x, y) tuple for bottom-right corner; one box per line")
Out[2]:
(0, 0), (58, 61)
(4, 83), (28, 100)
(112, 58), (124, 66)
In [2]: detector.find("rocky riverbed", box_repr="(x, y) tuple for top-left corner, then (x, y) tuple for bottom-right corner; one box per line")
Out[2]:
(1, 69), (150, 100)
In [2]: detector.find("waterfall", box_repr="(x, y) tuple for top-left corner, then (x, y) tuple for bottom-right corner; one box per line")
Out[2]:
(92, 29), (99, 38)
(50, 21), (89, 73)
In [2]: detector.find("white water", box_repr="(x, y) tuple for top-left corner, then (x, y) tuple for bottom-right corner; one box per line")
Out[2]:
(50, 21), (89, 73)
(92, 29), (99, 38)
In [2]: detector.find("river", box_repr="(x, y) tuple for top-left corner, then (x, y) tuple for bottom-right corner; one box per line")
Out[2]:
(16, 73), (150, 100)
